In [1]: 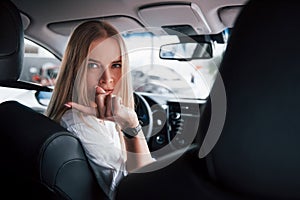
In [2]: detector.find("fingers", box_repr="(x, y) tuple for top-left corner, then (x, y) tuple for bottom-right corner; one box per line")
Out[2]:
(95, 95), (106, 118)
(95, 85), (106, 95)
(95, 86), (108, 118)
(105, 94), (113, 117)
(65, 86), (122, 121)
(104, 96), (120, 123)
(111, 95), (122, 114)
(110, 96), (139, 129)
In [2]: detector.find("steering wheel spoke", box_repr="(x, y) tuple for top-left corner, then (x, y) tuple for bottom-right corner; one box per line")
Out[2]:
(133, 92), (153, 142)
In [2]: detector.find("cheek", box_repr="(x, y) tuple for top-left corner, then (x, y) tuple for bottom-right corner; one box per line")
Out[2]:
(87, 73), (98, 86)
(86, 72), (100, 97)
(114, 70), (122, 82)
(112, 69), (123, 93)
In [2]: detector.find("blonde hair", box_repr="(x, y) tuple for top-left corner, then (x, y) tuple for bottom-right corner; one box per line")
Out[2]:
(46, 20), (134, 122)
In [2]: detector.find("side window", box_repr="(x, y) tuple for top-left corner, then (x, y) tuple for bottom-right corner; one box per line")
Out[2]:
(19, 39), (61, 87)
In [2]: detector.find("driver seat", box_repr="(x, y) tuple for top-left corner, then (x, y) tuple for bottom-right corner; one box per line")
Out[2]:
(0, 1), (107, 199)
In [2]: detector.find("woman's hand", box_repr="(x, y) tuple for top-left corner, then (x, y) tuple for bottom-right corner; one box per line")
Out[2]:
(109, 95), (139, 129)
(65, 86), (139, 129)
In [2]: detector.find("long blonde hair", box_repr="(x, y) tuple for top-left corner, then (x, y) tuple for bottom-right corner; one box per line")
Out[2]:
(46, 20), (134, 122)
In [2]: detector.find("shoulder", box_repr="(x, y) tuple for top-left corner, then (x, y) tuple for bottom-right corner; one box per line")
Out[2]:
(60, 109), (77, 128)
(60, 109), (98, 129)
(60, 110), (119, 137)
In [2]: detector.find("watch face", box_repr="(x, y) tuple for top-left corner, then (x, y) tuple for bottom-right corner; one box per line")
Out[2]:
(123, 124), (142, 138)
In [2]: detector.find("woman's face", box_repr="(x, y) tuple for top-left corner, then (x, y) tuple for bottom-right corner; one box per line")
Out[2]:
(86, 37), (122, 103)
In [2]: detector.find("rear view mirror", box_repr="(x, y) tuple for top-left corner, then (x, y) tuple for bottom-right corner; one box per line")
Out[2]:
(160, 42), (213, 61)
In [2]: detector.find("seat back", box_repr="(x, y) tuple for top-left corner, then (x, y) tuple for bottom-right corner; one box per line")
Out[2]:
(0, 1), (106, 199)
(0, 101), (107, 199)
(205, 1), (300, 199)
(39, 128), (107, 200)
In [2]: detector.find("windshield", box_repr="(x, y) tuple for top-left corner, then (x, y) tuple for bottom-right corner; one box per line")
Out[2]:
(123, 32), (227, 99)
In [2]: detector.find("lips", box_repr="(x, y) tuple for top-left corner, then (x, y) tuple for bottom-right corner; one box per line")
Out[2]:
(104, 89), (113, 94)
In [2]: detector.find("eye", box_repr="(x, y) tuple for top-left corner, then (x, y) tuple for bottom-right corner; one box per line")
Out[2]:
(112, 63), (122, 69)
(87, 62), (100, 69)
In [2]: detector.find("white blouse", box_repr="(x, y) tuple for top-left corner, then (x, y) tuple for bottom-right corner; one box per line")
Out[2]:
(60, 109), (128, 199)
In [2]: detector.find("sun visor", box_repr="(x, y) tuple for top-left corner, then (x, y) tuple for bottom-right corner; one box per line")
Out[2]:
(138, 3), (211, 35)
(218, 6), (243, 28)
(48, 16), (145, 36)
(20, 13), (30, 30)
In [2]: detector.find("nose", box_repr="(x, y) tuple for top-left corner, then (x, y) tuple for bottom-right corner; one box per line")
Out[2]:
(99, 69), (113, 85)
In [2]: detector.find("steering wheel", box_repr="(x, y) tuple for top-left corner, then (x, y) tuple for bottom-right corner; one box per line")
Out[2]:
(133, 92), (153, 142)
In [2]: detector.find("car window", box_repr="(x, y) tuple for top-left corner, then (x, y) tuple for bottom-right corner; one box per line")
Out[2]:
(19, 39), (61, 87)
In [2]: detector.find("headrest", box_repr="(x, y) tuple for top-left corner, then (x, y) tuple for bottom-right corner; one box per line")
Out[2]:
(206, 1), (300, 199)
(0, 0), (24, 81)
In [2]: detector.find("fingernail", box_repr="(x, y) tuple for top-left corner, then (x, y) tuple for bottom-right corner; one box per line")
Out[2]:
(64, 103), (72, 108)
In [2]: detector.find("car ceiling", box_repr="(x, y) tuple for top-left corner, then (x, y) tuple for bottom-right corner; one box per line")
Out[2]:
(11, 0), (248, 58)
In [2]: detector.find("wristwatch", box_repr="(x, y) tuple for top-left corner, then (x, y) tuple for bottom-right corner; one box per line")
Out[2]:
(122, 124), (142, 139)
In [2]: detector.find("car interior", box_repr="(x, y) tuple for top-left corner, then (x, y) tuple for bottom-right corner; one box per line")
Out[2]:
(1, 0), (300, 200)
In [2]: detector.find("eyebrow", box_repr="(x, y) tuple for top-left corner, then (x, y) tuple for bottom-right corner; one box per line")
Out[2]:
(88, 58), (122, 64)
(88, 58), (101, 63)
(112, 59), (122, 63)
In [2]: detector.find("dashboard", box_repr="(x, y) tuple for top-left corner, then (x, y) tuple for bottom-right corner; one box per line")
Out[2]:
(138, 92), (206, 159)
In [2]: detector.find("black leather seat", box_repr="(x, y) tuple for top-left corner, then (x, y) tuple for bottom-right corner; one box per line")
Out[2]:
(0, 1), (106, 199)
(116, 1), (300, 200)
(0, 101), (107, 199)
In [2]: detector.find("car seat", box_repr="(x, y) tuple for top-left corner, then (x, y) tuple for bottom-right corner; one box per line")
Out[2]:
(116, 1), (300, 199)
(0, 1), (107, 199)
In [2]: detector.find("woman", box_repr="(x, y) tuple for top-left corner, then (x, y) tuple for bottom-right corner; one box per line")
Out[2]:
(46, 20), (154, 199)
